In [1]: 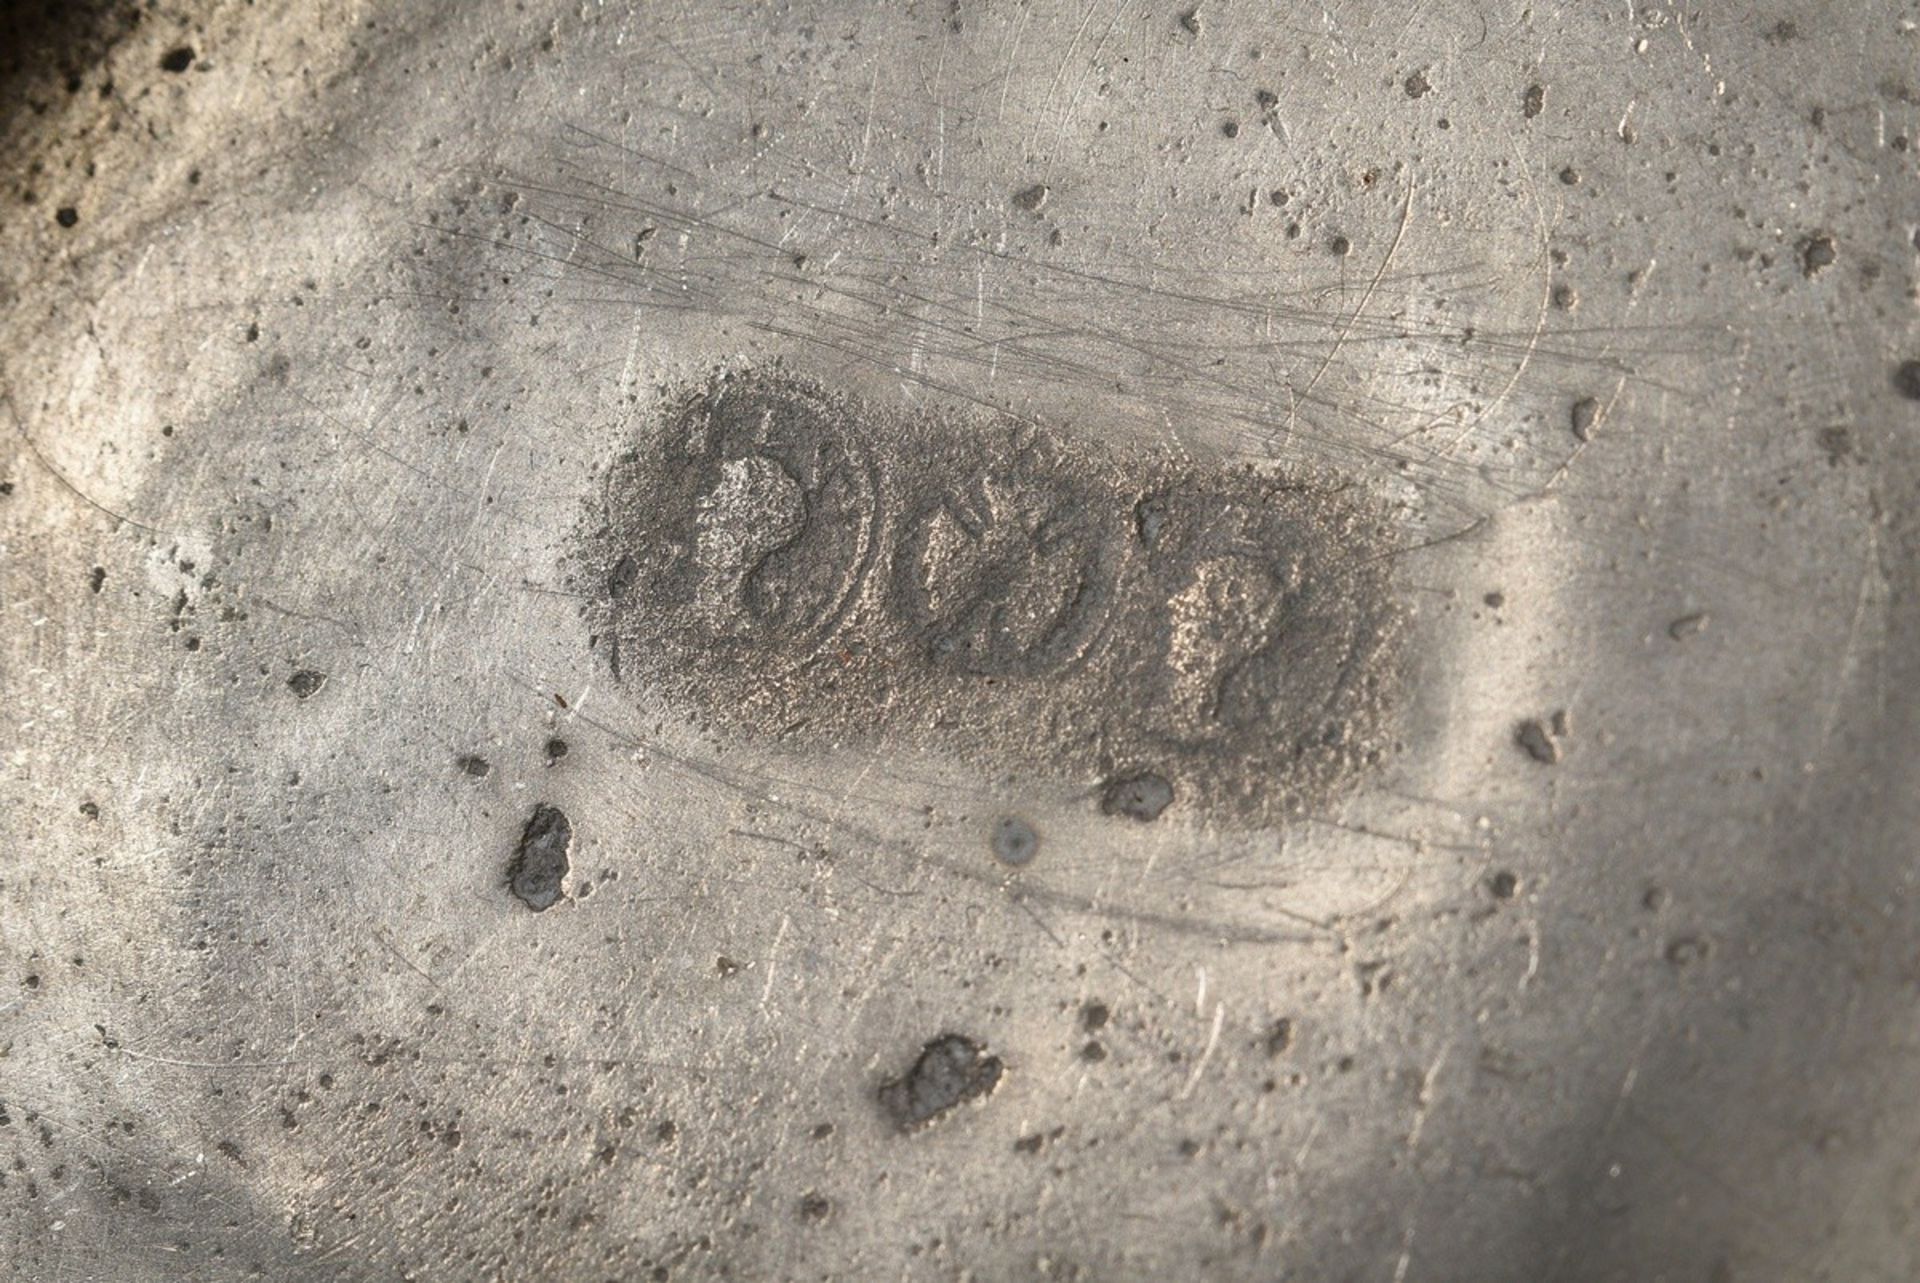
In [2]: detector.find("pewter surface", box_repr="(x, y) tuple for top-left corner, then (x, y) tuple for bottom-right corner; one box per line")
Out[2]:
(4, 4), (1919, 1281)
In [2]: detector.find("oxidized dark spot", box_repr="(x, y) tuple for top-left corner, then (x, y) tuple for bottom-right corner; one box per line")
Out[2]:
(1570, 397), (1599, 443)
(1668, 612), (1709, 641)
(990, 816), (1039, 867)
(1011, 183), (1049, 212)
(1516, 718), (1561, 764)
(287, 670), (327, 700)
(1799, 234), (1837, 279)
(878, 1034), (1003, 1131)
(1895, 360), (1920, 402)
(508, 804), (572, 911)
(1265, 1017), (1294, 1055)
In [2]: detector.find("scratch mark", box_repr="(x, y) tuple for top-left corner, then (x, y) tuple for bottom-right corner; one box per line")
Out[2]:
(3, 388), (167, 535)
(1177, 1001), (1226, 1100)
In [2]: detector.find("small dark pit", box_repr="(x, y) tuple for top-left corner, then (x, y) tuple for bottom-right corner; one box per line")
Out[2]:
(878, 1034), (1003, 1131)
(507, 804), (573, 911)
(990, 816), (1039, 866)
(1101, 771), (1174, 822)
(287, 670), (327, 700)
(1895, 360), (1920, 403)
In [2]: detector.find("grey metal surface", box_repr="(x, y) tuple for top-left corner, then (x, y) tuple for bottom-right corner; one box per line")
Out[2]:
(3, 2), (1918, 1279)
